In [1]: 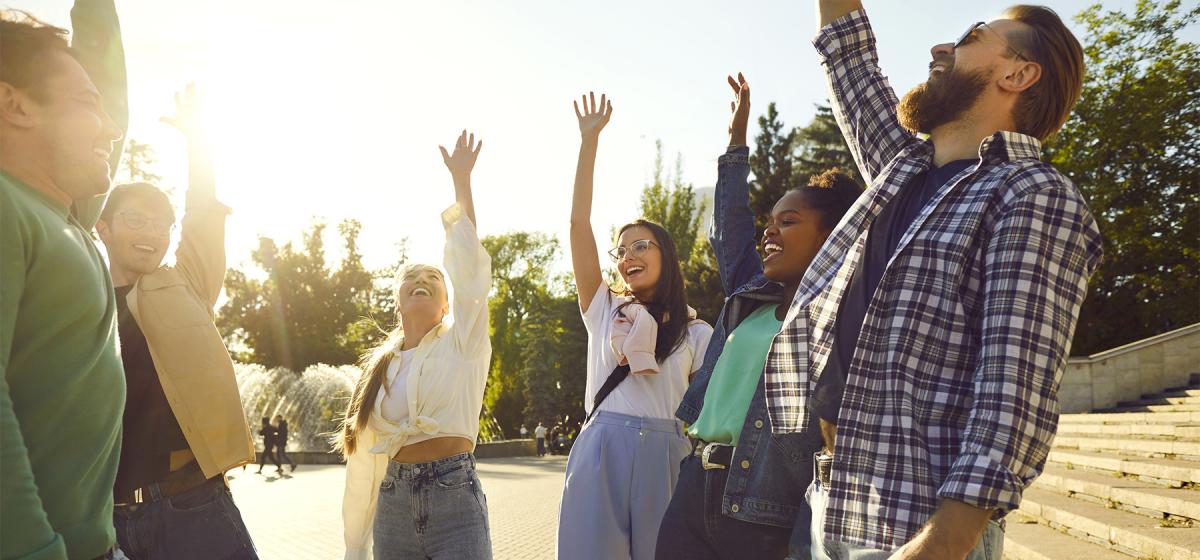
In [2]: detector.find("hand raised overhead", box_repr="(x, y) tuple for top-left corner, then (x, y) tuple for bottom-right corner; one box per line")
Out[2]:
(161, 82), (206, 138)
(439, 129), (482, 178)
(574, 92), (613, 141)
(727, 73), (750, 146)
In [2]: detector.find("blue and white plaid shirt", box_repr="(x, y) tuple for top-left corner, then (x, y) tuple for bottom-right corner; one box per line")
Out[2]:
(764, 11), (1104, 549)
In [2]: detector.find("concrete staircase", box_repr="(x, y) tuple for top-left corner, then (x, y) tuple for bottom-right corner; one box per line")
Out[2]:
(1004, 376), (1200, 559)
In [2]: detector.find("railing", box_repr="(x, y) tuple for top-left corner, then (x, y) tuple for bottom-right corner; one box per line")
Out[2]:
(1058, 323), (1200, 413)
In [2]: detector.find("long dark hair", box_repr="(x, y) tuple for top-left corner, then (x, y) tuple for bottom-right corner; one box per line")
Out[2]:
(614, 219), (690, 363)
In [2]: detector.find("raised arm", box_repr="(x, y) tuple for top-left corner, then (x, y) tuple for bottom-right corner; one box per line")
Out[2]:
(439, 131), (492, 357)
(817, 0), (863, 27)
(70, 0), (127, 229)
(710, 74), (763, 295)
(166, 83), (229, 309)
(570, 92), (612, 313)
(813, 2), (916, 184)
(438, 130), (481, 227)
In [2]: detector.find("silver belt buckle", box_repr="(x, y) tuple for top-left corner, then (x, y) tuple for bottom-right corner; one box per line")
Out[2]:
(701, 442), (727, 470)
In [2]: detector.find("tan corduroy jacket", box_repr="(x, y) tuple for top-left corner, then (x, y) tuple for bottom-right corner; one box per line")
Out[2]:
(125, 203), (255, 478)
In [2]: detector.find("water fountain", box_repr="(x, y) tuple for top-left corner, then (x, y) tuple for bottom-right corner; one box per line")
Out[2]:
(236, 363), (508, 454)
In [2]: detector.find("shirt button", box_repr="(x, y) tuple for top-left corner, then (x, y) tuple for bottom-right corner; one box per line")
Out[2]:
(740, 460), (750, 470)
(754, 419), (764, 429)
(731, 504), (740, 513)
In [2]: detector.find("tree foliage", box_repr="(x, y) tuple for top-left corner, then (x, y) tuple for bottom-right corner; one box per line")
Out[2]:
(121, 139), (163, 185)
(1049, 0), (1199, 354)
(218, 219), (401, 371)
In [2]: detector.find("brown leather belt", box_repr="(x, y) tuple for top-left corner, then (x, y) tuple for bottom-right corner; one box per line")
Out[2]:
(114, 461), (213, 506)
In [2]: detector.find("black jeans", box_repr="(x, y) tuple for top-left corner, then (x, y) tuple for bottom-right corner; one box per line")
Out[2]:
(656, 455), (803, 560)
(113, 477), (258, 560)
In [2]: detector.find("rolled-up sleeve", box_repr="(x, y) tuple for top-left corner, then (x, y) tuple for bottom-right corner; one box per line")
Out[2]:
(937, 183), (1102, 513)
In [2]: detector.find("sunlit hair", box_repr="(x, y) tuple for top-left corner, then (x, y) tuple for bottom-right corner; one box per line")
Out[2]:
(99, 182), (175, 223)
(613, 219), (690, 363)
(1002, 5), (1086, 141)
(785, 169), (863, 230)
(0, 10), (74, 102)
(334, 262), (447, 457)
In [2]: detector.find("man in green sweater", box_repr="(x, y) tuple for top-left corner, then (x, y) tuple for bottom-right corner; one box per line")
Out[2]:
(0, 2), (129, 559)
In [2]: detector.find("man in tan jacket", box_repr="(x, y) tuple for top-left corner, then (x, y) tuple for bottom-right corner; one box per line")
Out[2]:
(96, 83), (258, 560)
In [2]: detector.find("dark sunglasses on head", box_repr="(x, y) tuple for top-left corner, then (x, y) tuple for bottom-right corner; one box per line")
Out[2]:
(955, 21), (1029, 61)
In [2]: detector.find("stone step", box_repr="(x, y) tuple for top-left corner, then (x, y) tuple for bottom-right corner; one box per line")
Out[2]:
(1048, 449), (1200, 487)
(1122, 396), (1200, 407)
(1004, 515), (1135, 560)
(1060, 411), (1200, 425)
(1019, 487), (1200, 559)
(1104, 404), (1200, 414)
(1160, 388), (1200, 398)
(1057, 423), (1200, 438)
(1036, 465), (1200, 520)
(1054, 434), (1200, 458)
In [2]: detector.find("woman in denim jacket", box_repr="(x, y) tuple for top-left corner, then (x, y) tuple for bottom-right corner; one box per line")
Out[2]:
(655, 74), (861, 560)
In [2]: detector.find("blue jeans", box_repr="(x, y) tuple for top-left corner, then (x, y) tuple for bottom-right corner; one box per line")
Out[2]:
(806, 478), (1004, 560)
(656, 455), (803, 560)
(374, 453), (492, 559)
(112, 477), (258, 560)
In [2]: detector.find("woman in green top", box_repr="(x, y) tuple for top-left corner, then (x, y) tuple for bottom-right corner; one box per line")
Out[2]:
(656, 74), (862, 560)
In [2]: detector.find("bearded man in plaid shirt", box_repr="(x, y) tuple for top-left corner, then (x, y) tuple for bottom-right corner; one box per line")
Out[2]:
(762, 2), (1105, 559)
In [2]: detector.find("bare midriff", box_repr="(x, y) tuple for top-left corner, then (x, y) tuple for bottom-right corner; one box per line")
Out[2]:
(391, 436), (474, 464)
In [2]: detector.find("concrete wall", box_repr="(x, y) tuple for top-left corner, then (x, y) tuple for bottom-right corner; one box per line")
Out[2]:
(1059, 323), (1200, 413)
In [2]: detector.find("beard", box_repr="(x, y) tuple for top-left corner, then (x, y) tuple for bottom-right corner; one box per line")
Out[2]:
(898, 64), (991, 134)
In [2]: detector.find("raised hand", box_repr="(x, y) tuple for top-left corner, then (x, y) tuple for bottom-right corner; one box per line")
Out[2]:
(161, 82), (206, 139)
(574, 92), (613, 141)
(727, 73), (750, 146)
(439, 129), (483, 179)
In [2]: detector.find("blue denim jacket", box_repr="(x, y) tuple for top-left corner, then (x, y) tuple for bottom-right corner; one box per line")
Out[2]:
(675, 146), (823, 531)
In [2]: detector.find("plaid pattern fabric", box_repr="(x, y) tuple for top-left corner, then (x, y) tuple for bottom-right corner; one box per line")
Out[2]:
(763, 11), (1104, 549)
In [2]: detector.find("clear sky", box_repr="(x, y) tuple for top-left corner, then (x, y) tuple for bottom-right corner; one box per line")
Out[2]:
(16, 0), (1159, 275)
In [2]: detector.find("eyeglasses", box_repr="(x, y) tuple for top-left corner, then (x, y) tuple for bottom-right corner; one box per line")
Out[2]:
(955, 21), (1029, 61)
(115, 210), (175, 235)
(608, 239), (658, 262)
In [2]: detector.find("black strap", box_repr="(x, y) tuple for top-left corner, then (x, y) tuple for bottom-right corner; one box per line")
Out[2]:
(585, 364), (631, 424)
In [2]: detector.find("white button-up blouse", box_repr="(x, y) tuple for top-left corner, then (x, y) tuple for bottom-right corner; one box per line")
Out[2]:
(342, 203), (492, 559)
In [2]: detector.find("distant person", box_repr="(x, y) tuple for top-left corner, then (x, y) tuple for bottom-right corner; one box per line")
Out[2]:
(520, 424), (529, 439)
(0, 3), (128, 559)
(559, 92), (713, 560)
(337, 130), (494, 560)
(768, 3), (1103, 559)
(256, 417), (282, 475)
(99, 83), (257, 559)
(535, 422), (548, 457)
(273, 414), (298, 473)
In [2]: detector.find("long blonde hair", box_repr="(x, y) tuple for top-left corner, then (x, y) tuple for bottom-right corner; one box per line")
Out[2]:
(334, 326), (401, 457)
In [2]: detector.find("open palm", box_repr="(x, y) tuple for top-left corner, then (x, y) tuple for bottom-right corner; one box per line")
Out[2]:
(439, 129), (482, 177)
(574, 92), (613, 140)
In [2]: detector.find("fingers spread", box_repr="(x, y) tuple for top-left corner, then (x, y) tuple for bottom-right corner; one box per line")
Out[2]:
(574, 100), (582, 119)
(439, 146), (450, 162)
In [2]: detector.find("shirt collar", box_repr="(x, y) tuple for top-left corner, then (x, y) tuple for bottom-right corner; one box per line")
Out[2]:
(977, 131), (1043, 164)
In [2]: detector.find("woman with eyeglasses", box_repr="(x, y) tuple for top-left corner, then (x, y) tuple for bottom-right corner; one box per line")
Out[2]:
(558, 92), (714, 560)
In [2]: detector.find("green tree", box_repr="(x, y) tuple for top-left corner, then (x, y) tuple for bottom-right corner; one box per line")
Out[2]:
(218, 219), (402, 370)
(521, 285), (589, 434)
(793, 104), (861, 187)
(121, 138), (162, 184)
(1049, 0), (1199, 354)
(749, 102), (798, 227)
(637, 141), (724, 323)
(480, 232), (561, 435)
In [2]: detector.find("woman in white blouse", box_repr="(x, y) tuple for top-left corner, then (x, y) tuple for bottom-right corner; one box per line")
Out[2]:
(336, 130), (493, 560)
(559, 93), (713, 559)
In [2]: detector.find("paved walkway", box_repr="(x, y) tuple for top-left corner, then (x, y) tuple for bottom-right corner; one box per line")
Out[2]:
(227, 456), (568, 559)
